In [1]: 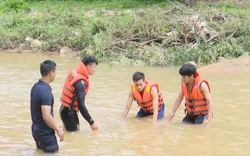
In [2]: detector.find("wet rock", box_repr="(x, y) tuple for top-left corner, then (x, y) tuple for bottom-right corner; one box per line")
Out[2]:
(59, 46), (72, 54)
(217, 56), (226, 63)
(30, 39), (42, 48)
(13, 47), (22, 53)
(124, 9), (133, 14)
(25, 36), (33, 42)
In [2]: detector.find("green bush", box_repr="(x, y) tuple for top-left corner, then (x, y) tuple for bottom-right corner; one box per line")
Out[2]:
(0, 0), (30, 13)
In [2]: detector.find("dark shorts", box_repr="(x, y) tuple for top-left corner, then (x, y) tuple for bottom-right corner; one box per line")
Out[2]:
(31, 124), (58, 153)
(182, 114), (208, 124)
(136, 103), (165, 119)
(60, 105), (79, 132)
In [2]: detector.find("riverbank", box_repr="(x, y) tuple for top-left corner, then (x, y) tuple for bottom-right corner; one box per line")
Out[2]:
(0, 0), (250, 66)
(199, 55), (250, 74)
(1, 49), (250, 75)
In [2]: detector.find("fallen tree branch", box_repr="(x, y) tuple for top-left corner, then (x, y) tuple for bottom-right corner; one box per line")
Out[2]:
(139, 38), (161, 46)
(112, 46), (126, 52)
(207, 34), (218, 42)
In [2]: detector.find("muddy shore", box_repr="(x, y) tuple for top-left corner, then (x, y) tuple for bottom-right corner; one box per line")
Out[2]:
(198, 56), (250, 74)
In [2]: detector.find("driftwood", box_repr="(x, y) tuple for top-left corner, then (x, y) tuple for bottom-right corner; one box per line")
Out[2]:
(103, 6), (228, 52)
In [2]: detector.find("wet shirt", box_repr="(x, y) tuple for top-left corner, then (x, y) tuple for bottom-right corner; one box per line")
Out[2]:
(30, 79), (54, 124)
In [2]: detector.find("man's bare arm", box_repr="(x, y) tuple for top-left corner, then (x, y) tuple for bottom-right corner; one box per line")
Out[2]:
(167, 91), (183, 122)
(200, 82), (213, 125)
(151, 86), (159, 124)
(121, 89), (134, 119)
(41, 106), (64, 141)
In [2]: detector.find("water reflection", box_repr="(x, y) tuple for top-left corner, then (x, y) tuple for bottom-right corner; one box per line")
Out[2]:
(0, 52), (249, 156)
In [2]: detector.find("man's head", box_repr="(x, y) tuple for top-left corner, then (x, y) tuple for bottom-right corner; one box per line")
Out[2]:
(82, 55), (98, 75)
(40, 60), (57, 82)
(132, 71), (146, 92)
(179, 63), (197, 83)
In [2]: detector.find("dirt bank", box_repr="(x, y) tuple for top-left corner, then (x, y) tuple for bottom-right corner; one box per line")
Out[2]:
(198, 56), (250, 74)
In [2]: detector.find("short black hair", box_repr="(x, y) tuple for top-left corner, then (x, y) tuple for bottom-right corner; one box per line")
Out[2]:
(40, 60), (56, 76)
(82, 55), (98, 66)
(132, 71), (145, 82)
(179, 63), (196, 77)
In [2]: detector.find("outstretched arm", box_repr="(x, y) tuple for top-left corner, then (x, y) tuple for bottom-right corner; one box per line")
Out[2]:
(74, 80), (98, 130)
(168, 91), (183, 123)
(200, 82), (213, 125)
(121, 88), (134, 120)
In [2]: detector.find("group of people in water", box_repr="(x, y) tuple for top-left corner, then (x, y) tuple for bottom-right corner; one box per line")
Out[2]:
(30, 55), (213, 153)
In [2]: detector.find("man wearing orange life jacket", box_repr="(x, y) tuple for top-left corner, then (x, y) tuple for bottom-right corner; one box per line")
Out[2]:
(121, 71), (165, 123)
(168, 63), (213, 125)
(59, 55), (99, 132)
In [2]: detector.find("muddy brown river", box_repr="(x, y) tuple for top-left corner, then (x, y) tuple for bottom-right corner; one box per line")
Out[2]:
(0, 52), (249, 156)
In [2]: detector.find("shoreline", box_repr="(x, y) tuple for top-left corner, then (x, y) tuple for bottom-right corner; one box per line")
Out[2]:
(1, 50), (250, 74)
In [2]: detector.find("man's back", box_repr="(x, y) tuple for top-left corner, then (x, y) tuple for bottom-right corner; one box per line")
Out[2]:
(30, 80), (53, 124)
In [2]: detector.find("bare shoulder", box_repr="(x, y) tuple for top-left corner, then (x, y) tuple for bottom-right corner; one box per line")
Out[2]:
(151, 86), (157, 92)
(128, 87), (133, 96)
(150, 86), (158, 97)
(151, 85), (157, 89)
(200, 81), (210, 93)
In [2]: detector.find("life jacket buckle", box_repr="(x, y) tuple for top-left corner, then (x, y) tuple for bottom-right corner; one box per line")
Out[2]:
(188, 99), (194, 103)
(189, 105), (194, 109)
(189, 112), (194, 116)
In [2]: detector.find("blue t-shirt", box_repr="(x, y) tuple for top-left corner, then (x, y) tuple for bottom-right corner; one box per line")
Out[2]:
(30, 79), (54, 124)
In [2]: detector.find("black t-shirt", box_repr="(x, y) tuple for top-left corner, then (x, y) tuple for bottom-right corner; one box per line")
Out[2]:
(30, 79), (54, 124)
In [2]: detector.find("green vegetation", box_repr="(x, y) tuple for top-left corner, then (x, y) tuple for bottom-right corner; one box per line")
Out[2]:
(0, 0), (250, 66)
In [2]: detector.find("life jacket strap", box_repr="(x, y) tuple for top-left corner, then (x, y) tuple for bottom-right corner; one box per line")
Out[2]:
(188, 103), (207, 109)
(186, 98), (206, 103)
(64, 85), (74, 94)
(188, 110), (208, 116)
(69, 93), (77, 110)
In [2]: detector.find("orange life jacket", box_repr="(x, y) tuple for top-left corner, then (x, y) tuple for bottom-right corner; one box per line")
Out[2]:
(132, 81), (163, 113)
(60, 62), (90, 111)
(181, 73), (210, 116)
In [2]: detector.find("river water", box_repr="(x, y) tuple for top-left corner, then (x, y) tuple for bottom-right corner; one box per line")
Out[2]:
(0, 52), (249, 156)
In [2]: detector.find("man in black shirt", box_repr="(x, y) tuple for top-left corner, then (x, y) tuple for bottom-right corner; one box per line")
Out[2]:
(30, 60), (64, 153)
(60, 55), (98, 132)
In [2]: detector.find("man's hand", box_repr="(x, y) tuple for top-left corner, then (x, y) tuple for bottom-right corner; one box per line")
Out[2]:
(56, 128), (64, 142)
(90, 123), (99, 131)
(203, 118), (211, 126)
(167, 112), (175, 123)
